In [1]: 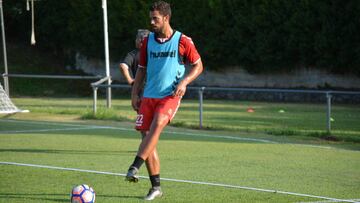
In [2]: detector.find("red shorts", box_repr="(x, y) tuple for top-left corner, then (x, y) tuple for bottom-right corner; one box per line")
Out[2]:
(135, 96), (181, 131)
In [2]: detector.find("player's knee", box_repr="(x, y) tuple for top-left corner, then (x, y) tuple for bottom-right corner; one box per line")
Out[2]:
(153, 114), (170, 127)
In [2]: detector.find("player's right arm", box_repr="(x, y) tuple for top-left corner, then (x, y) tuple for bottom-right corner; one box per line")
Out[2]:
(131, 67), (145, 111)
(119, 63), (134, 85)
(119, 51), (137, 85)
(131, 36), (148, 111)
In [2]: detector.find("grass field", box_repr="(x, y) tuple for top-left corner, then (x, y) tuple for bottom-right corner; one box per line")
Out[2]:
(0, 97), (360, 202)
(10, 97), (360, 143)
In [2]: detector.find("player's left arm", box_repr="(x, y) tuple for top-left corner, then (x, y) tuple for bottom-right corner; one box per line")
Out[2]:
(173, 60), (203, 97)
(173, 36), (203, 97)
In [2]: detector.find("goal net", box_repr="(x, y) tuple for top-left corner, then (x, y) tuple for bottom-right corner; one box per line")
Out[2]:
(0, 83), (29, 114)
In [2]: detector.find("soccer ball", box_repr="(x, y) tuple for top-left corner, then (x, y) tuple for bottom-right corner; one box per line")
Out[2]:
(71, 184), (96, 203)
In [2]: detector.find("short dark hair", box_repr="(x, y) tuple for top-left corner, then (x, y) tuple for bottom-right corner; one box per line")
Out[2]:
(150, 1), (171, 17)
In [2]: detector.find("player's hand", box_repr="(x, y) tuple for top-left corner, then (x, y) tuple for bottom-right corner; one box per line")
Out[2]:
(128, 79), (135, 86)
(131, 95), (141, 111)
(173, 81), (187, 97)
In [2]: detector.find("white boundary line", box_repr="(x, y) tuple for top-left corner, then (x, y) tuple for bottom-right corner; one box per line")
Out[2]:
(0, 127), (100, 134)
(0, 119), (275, 143)
(164, 130), (277, 143)
(298, 199), (360, 203)
(0, 119), (93, 127)
(0, 161), (358, 203)
(0, 119), (354, 150)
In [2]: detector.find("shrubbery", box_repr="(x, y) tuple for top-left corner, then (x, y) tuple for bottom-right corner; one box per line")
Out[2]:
(4, 0), (360, 75)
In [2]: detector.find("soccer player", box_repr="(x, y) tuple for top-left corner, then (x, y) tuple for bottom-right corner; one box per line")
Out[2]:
(125, 0), (203, 201)
(119, 29), (150, 86)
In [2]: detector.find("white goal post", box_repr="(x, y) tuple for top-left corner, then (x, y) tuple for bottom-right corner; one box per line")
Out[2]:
(0, 82), (29, 114)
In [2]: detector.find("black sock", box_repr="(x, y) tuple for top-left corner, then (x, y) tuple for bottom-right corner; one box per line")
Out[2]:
(150, 174), (160, 188)
(130, 156), (145, 170)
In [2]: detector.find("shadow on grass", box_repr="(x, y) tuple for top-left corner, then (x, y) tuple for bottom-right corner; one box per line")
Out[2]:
(0, 193), (68, 202)
(97, 194), (144, 200)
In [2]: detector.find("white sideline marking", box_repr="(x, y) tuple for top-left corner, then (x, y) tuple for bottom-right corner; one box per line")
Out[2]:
(0, 119), (351, 150)
(0, 119), (89, 127)
(295, 144), (333, 150)
(298, 199), (360, 203)
(0, 119), (275, 143)
(0, 127), (100, 134)
(164, 130), (277, 143)
(0, 161), (358, 203)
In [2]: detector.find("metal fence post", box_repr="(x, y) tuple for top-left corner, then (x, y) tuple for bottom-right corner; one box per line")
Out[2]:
(198, 87), (205, 129)
(93, 87), (98, 115)
(326, 92), (332, 134)
(106, 78), (111, 108)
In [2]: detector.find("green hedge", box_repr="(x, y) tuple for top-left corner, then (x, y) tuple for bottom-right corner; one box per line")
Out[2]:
(4, 0), (360, 75)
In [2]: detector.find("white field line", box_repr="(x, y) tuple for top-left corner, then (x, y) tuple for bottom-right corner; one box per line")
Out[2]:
(163, 130), (277, 143)
(0, 119), (352, 150)
(0, 161), (358, 203)
(0, 119), (91, 127)
(0, 119), (275, 143)
(297, 199), (360, 203)
(0, 127), (101, 134)
(294, 144), (333, 150)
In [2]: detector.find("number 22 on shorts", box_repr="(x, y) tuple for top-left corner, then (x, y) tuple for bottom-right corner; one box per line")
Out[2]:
(136, 114), (144, 126)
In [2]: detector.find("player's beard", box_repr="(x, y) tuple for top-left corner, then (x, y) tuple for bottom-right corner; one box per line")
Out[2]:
(151, 24), (164, 36)
(151, 26), (160, 34)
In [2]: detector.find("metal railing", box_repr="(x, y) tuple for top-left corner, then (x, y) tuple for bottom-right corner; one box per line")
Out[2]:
(2, 72), (359, 133)
(91, 83), (360, 134)
(189, 87), (360, 133)
(90, 76), (116, 113)
(3, 73), (103, 80)
(2, 73), (104, 100)
(2, 73), (114, 112)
